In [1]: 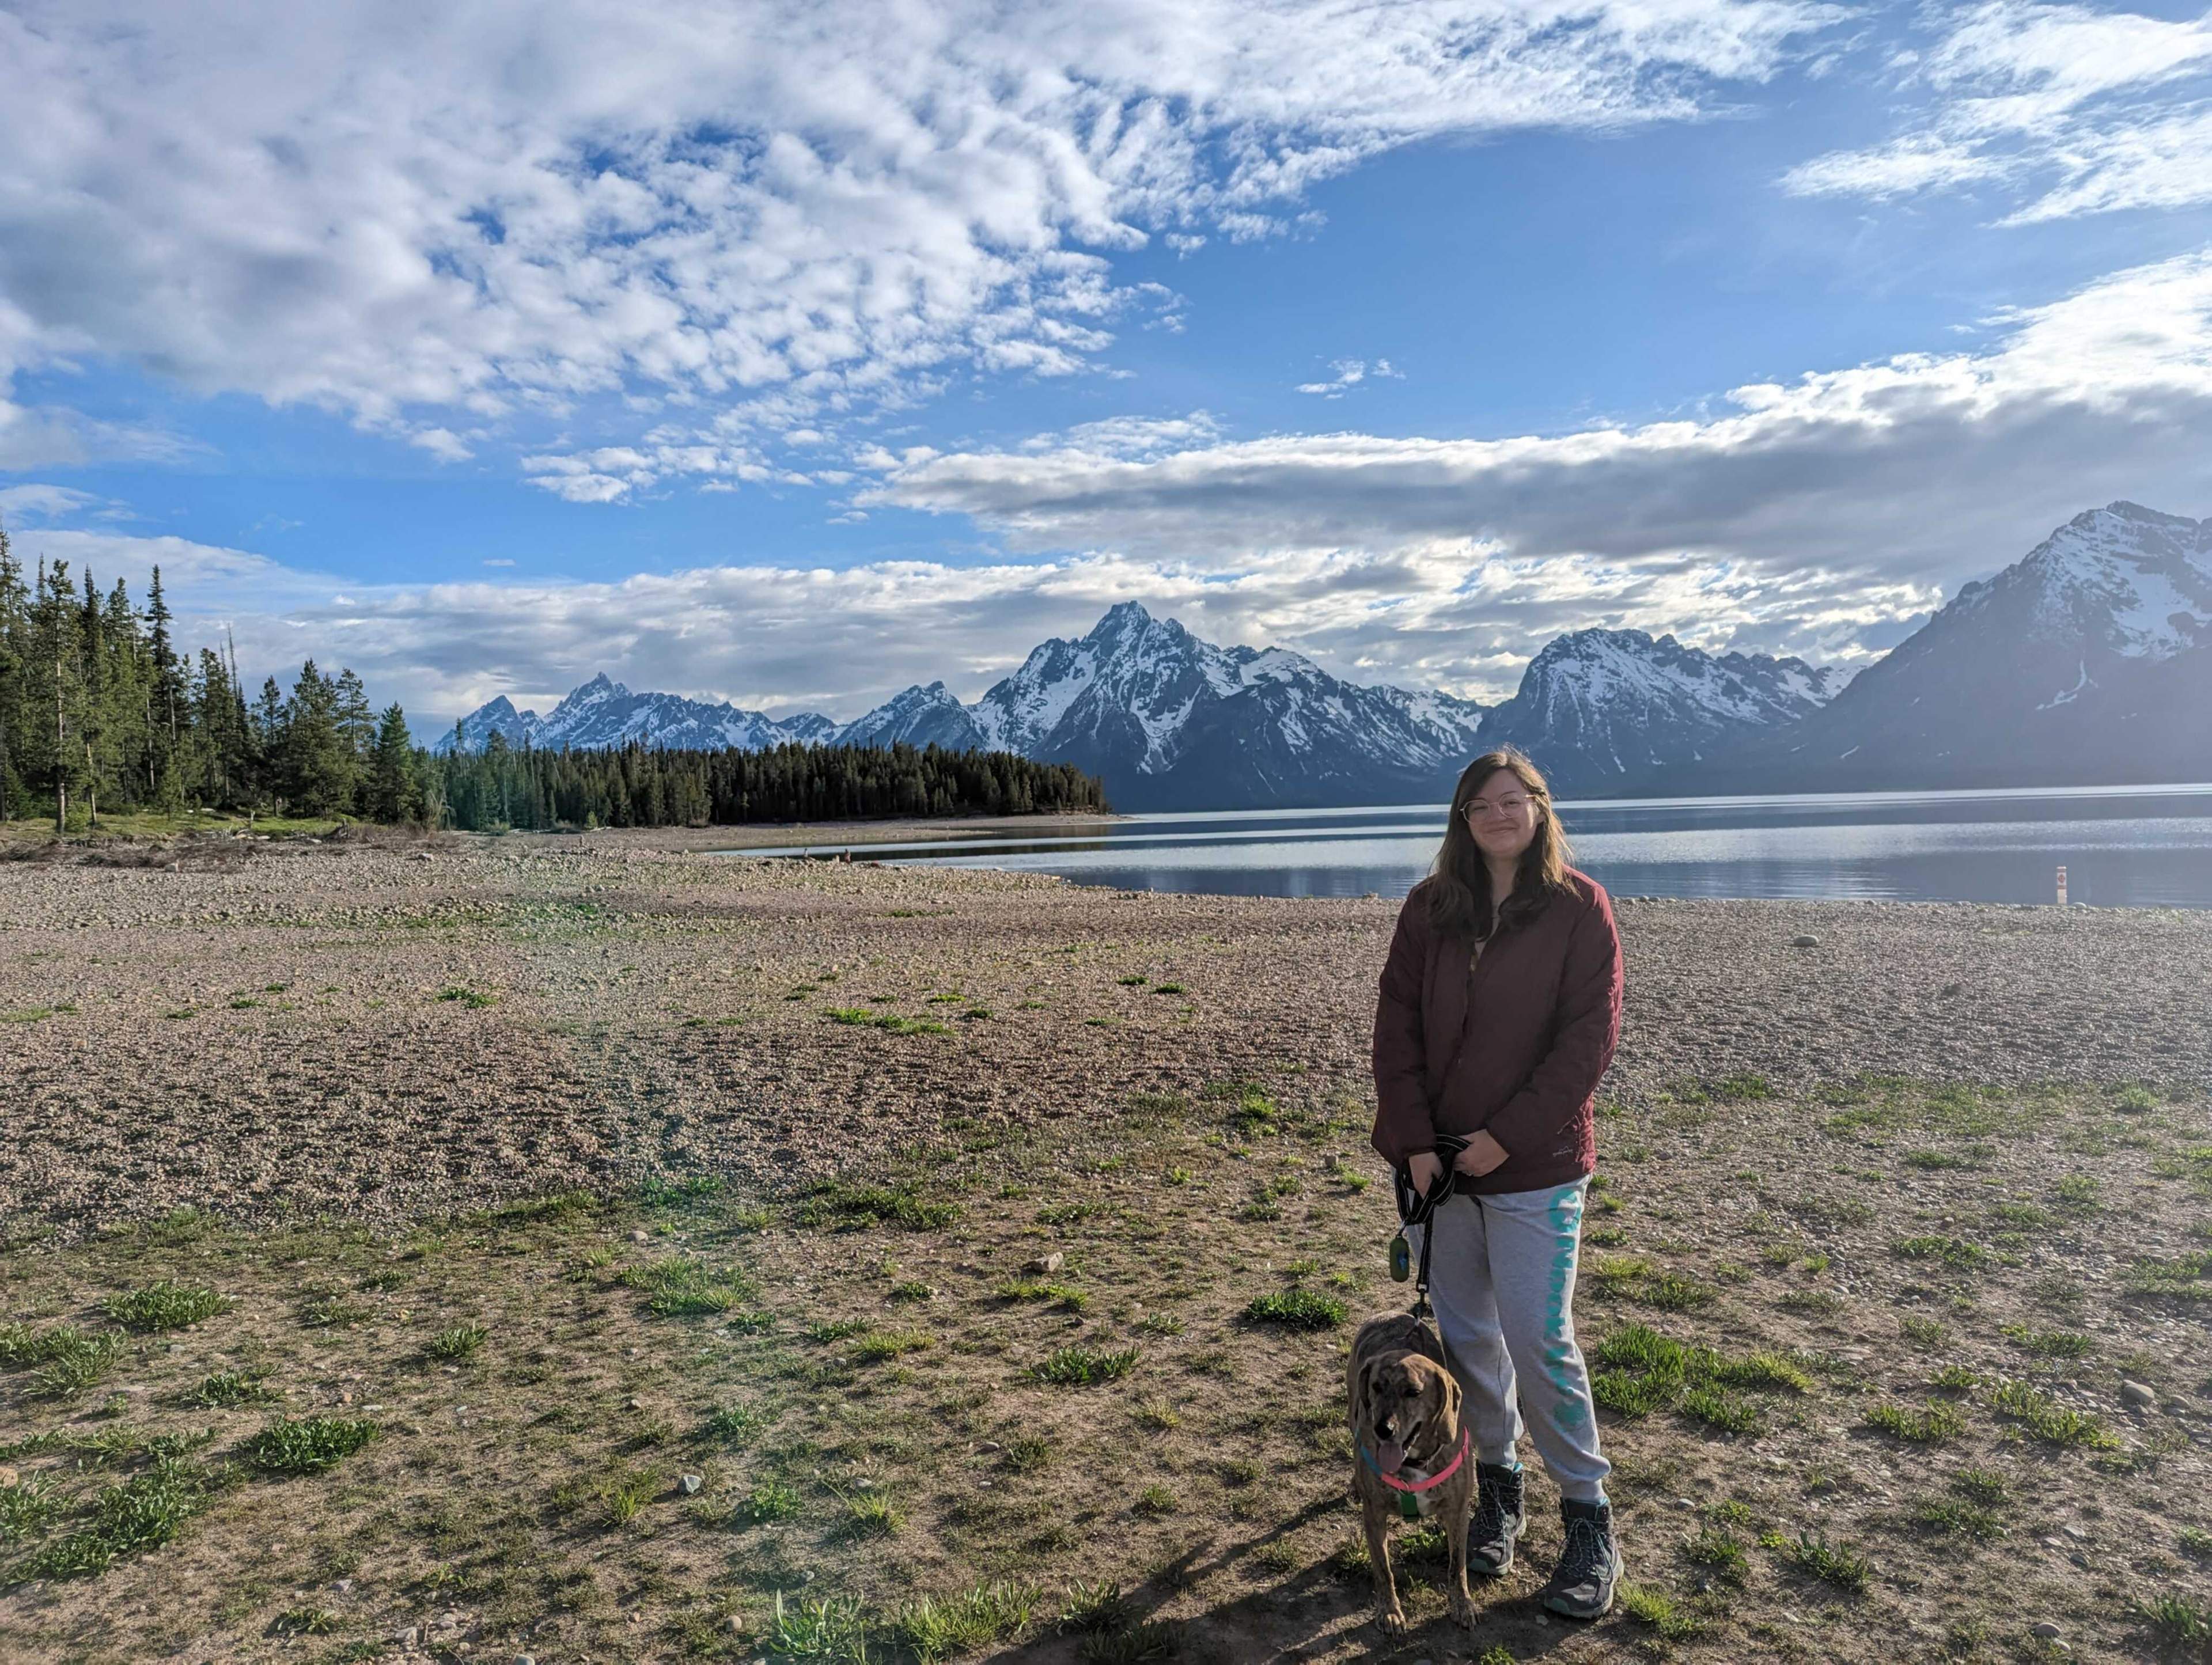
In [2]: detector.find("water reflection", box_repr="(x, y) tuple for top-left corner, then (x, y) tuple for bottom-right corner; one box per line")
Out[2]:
(719, 783), (2212, 907)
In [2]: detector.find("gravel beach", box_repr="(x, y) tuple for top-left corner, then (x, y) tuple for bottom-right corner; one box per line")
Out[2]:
(5, 830), (2209, 1238)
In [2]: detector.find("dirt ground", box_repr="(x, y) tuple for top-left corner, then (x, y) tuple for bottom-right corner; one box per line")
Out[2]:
(2, 833), (2209, 1663)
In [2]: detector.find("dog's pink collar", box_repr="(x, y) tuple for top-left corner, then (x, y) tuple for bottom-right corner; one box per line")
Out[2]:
(1359, 1425), (1469, 1493)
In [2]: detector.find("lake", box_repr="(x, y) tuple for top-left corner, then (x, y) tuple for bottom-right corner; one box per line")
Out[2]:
(730, 782), (2212, 907)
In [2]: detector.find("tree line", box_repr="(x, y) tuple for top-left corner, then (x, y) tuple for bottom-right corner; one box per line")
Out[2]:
(426, 734), (1108, 832)
(0, 524), (420, 829)
(0, 517), (1107, 832)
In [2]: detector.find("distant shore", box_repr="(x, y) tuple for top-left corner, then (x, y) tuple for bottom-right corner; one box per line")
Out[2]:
(3, 828), (2209, 1238)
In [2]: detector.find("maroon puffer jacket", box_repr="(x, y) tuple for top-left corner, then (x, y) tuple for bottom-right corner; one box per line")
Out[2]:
(1369, 868), (1624, 1192)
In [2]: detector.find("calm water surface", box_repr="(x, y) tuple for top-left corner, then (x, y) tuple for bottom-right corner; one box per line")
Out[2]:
(728, 783), (2212, 907)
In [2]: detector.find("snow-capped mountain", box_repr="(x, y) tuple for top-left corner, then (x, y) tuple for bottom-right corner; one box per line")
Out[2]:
(434, 673), (832, 754)
(434, 505), (2212, 809)
(439, 605), (1490, 808)
(1476, 629), (1840, 795)
(947, 602), (1488, 809)
(832, 682), (989, 752)
(1676, 502), (2212, 792)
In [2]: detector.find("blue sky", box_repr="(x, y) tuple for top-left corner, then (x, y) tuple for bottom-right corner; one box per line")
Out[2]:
(3, 0), (2211, 732)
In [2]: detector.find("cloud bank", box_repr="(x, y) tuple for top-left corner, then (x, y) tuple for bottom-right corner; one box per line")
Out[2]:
(2, 0), (1833, 491)
(12, 249), (2207, 720)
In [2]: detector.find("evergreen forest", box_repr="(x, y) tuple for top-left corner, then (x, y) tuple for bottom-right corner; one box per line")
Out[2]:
(0, 520), (1107, 833)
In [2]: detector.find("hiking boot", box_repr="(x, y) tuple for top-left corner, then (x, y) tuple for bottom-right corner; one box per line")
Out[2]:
(1541, 1497), (1623, 1620)
(1467, 1461), (1525, 1576)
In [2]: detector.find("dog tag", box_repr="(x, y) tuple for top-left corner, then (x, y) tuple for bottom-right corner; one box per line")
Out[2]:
(1389, 1232), (1410, 1283)
(1397, 1492), (1421, 1521)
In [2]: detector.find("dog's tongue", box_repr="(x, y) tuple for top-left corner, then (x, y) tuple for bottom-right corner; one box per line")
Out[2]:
(1375, 1439), (1406, 1473)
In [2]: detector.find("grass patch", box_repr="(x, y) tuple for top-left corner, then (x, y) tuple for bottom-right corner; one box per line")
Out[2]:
(2126, 1248), (2212, 1300)
(2139, 1594), (2212, 1648)
(23, 1457), (207, 1577)
(435, 985), (498, 1008)
(1589, 1323), (1808, 1435)
(1989, 1382), (2121, 1448)
(101, 1281), (232, 1332)
(1864, 1401), (1968, 1443)
(620, 1256), (762, 1319)
(893, 1579), (1039, 1662)
(1892, 1235), (1991, 1269)
(1033, 1347), (1139, 1386)
(796, 1181), (961, 1231)
(426, 1323), (488, 1361)
(851, 1328), (935, 1363)
(1244, 1288), (1347, 1330)
(1619, 1580), (1706, 1639)
(1999, 1324), (2092, 1358)
(243, 1416), (380, 1476)
(1780, 1530), (1870, 1592)
(825, 1006), (952, 1037)
(700, 1404), (764, 1446)
(1911, 1498), (2006, 1539)
(1, 1323), (127, 1399)
(188, 1370), (281, 1408)
(740, 1478), (804, 1525)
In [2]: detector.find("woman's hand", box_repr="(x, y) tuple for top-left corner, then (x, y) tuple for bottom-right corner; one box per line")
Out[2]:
(1453, 1131), (1510, 1178)
(1407, 1151), (1445, 1196)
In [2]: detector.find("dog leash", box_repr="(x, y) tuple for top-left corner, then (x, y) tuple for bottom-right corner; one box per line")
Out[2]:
(1390, 1132), (1470, 1323)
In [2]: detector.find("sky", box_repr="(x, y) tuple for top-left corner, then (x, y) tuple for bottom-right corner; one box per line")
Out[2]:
(3, 0), (2212, 734)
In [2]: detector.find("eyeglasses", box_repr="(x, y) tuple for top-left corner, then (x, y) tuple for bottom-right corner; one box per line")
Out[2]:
(1463, 794), (1535, 820)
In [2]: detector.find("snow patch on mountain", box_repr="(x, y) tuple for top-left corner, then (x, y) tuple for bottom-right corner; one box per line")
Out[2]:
(1953, 500), (2211, 661)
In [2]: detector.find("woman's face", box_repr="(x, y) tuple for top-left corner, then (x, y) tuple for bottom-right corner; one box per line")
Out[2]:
(1461, 768), (1541, 865)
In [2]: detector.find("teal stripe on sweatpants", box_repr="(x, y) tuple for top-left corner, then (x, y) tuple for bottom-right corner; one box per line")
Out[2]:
(1408, 1178), (1610, 1504)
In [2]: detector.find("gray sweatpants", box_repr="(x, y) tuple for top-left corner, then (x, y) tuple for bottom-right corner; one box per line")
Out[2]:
(1407, 1179), (1610, 1503)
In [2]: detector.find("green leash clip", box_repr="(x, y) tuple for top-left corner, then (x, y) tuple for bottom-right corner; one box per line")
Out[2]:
(1389, 1231), (1411, 1283)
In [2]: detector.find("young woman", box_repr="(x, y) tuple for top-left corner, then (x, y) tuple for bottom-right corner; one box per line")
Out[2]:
(1369, 748), (1626, 1620)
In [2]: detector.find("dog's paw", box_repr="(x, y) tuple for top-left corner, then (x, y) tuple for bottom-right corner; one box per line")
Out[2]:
(1374, 1603), (1410, 1636)
(1449, 1592), (1478, 1629)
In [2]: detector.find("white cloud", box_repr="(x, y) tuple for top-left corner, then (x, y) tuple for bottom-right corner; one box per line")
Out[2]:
(2, 0), (1836, 492)
(0, 483), (102, 524)
(1296, 357), (1402, 396)
(409, 427), (476, 464)
(1785, 1), (2212, 220)
(865, 250), (2212, 675)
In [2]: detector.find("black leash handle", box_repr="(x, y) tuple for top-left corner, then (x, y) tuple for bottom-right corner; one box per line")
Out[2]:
(1392, 1133), (1471, 1321)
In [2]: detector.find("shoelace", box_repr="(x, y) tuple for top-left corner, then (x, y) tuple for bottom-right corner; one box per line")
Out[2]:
(1475, 1470), (1516, 1522)
(1555, 1516), (1611, 1589)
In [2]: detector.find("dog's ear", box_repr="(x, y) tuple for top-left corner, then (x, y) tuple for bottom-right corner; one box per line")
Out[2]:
(1357, 1356), (1384, 1409)
(1435, 1366), (1462, 1429)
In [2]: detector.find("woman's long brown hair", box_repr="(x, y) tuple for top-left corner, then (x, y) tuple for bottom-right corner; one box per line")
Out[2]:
(1425, 748), (1575, 941)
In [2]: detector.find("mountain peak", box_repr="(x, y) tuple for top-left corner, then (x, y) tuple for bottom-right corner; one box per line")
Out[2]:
(1085, 600), (1157, 642)
(566, 672), (630, 704)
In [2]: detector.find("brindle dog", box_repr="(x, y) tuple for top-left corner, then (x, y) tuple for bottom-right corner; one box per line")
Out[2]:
(1346, 1311), (1476, 1634)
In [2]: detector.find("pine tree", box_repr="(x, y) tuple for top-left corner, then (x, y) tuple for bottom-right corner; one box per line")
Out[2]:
(23, 562), (89, 832)
(0, 520), (25, 824)
(144, 567), (187, 802)
(366, 704), (419, 822)
(333, 667), (374, 810)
